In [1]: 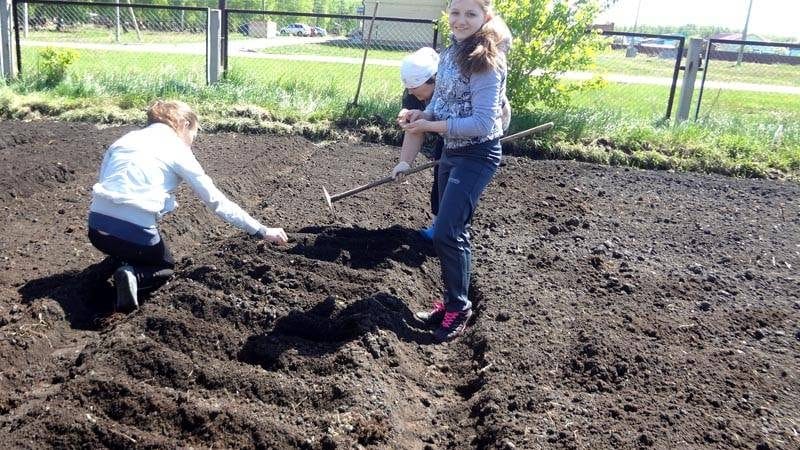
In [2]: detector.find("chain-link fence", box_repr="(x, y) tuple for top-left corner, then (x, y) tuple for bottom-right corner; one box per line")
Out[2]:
(564, 31), (685, 126)
(16, 0), (210, 89)
(223, 8), (437, 109)
(13, 0), (436, 109)
(10, 1), (800, 151)
(695, 38), (800, 149)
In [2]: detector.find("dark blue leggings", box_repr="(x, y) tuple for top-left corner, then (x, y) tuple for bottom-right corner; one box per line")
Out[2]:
(88, 228), (175, 290)
(429, 138), (444, 216)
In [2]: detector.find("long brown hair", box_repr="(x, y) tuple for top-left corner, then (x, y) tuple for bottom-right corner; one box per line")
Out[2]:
(452, 0), (505, 75)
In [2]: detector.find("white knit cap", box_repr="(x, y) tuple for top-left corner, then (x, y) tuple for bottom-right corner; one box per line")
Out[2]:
(400, 47), (440, 89)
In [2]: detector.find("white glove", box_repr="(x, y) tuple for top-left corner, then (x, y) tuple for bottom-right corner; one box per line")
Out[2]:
(391, 161), (411, 180)
(501, 100), (511, 132)
(257, 226), (288, 245)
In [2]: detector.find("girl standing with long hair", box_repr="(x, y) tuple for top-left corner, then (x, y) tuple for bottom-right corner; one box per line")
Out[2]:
(398, 0), (510, 342)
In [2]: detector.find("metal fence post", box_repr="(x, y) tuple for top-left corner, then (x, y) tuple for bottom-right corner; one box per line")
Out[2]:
(352, 2), (379, 107)
(207, 8), (221, 84)
(676, 37), (703, 124)
(218, 0), (227, 76)
(0, 0), (17, 79)
(115, 5), (121, 42)
(21, 0), (26, 38)
(664, 37), (684, 119)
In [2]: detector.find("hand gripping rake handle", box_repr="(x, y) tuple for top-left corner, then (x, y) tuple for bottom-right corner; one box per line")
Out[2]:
(323, 160), (437, 211)
(322, 121), (554, 212)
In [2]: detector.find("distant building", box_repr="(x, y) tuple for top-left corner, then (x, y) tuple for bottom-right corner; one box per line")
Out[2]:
(710, 33), (786, 55)
(590, 23), (615, 33)
(361, 0), (446, 48)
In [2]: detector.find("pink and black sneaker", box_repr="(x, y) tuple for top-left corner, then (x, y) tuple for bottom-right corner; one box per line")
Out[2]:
(414, 301), (446, 327)
(433, 308), (473, 343)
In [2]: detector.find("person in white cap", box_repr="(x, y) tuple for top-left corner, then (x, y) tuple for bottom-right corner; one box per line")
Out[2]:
(392, 47), (443, 241)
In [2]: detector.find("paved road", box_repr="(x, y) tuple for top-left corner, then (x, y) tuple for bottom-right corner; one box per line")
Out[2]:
(21, 38), (800, 95)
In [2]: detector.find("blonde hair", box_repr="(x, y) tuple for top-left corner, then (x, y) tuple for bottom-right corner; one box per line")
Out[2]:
(451, 0), (509, 75)
(146, 100), (199, 135)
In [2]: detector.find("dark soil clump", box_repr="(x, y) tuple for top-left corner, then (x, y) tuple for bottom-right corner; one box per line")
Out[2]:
(1, 120), (798, 449)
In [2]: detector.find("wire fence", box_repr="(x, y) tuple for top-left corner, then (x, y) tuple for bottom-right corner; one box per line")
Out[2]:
(697, 39), (800, 128)
(559, 31), (798, 147)
(565, 31), (684, 124)
(16, 1), (210, 87)
(222, 8), (437, 107)
(9, 0), (800, 149)
(13, 0), (436, 107)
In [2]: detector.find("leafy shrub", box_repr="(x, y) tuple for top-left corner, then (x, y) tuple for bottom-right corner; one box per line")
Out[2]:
(495, 0), (605, 109)
(36, 47), (78, 88)
(437, 1), (605, 109)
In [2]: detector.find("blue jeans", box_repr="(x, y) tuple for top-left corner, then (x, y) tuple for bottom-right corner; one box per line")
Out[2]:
(433, 139), (501, 311)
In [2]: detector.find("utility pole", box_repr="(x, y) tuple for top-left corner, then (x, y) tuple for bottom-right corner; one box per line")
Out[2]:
(626, 0), (643, 57)
(632, 0), (642, 32)
(736, 0), (754, 66)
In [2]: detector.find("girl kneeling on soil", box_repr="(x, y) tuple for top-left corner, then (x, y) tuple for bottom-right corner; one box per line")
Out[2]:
(397, 0), (510, 342)
(87, 100), (288, 312)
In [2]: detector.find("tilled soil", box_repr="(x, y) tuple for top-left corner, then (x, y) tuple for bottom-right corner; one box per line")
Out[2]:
(0, 119), (798, 450)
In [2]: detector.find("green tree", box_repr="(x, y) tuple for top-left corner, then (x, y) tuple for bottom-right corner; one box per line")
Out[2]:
(494, 0), (605, 109)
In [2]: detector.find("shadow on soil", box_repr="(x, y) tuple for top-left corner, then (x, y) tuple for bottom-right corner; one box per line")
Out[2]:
(239, 293), (435, 370)
(17, 258), (118, 330)
(290, 225), (435, 270)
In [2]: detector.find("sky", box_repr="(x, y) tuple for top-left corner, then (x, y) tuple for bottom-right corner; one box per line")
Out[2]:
(596, 0), (800, 39)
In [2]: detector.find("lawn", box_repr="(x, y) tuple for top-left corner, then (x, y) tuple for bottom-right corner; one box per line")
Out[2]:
(262, 41), (409, 61)
(7, 45), (799, 176)
(21, 25), (208, 44)
(16, 46), (400, 120)
(593, 48), (800, 87)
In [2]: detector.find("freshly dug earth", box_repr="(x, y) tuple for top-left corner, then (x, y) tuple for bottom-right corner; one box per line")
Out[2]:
(0, 120), (798, 450)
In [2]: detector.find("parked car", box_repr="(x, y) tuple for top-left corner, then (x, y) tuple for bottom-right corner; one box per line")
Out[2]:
(280, 23), (311, 36)
(347, 29), (363, 42)
(311, 26), (327, 37)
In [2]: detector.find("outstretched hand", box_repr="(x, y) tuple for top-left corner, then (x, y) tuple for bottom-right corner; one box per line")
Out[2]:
(258, 226), (288, 245)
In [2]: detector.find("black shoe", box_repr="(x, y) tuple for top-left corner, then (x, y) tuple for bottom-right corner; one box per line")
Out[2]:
(414, 301), (446, 327)
(114, 265), (138, 312)
(433, 308), (473, 343)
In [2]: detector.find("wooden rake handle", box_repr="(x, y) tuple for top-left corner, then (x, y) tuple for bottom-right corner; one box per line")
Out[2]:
(325, 121), (555, 206)
(328, 160), (437, 203)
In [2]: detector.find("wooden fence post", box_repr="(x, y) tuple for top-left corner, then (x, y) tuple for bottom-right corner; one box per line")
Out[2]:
(676, 38), (703, 124)
(352, 2), (379, 107)
(0, 0), (16, 79)
(207, 8), (221, 84)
